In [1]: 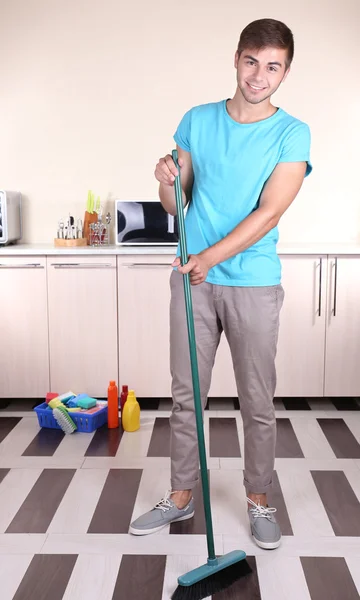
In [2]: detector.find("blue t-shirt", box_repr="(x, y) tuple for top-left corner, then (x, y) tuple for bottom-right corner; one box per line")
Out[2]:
(173, 99), (312, 286)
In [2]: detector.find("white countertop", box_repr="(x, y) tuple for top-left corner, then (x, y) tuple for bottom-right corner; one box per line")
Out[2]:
(1, 242), (360, 256)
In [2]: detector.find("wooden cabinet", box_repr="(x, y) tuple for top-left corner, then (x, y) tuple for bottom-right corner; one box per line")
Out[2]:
(275, 255), (327, 397)
(1, 250), (359, 400)
(324, 256), (360, 396)
(117, 255), (173, 397)
(47, 256), (118, 397)
(0, 257), (49, 397)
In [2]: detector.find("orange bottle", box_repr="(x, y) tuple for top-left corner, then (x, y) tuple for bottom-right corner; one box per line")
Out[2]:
(107, 380), (119, 428)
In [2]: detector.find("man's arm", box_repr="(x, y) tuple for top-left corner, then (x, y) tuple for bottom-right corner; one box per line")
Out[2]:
(174, 161), (308, 284)
(158, 146), (194, 216)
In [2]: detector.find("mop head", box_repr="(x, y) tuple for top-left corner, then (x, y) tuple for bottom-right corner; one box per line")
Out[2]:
(171, 550), (252, 600)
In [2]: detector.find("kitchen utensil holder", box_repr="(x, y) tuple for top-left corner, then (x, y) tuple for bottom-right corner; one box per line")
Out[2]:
(89, 221), (109, 246)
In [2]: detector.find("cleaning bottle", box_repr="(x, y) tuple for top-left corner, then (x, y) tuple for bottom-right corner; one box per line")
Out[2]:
(122, 389), (140, 432)
(120, 385), (128, 412)
(107, 380), (119, 428)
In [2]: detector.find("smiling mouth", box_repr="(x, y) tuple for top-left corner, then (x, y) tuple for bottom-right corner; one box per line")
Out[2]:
(246, 82), (266, 91)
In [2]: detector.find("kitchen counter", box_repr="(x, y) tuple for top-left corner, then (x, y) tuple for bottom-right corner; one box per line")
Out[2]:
(1, 242), (360, 255)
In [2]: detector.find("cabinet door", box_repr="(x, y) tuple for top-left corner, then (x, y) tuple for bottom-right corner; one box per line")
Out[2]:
(324, 256), (360, 396)
(275, 255), (327, 397)
(47, 256), (118, 397)
(117, 256), (173, 397)
(0, 257), (49, 397)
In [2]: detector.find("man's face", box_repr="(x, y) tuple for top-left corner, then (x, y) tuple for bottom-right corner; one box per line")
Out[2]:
(235, 47), (290, 105)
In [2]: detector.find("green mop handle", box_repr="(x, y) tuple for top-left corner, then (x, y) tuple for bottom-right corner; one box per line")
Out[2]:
(172, 149), (217, 563)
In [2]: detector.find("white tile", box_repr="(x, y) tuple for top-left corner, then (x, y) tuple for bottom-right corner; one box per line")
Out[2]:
(0, 456), (84, 469)
(343, 415), (360, 444)
(54, 431), (94, 458)
(345, 556), (360, 595)
(42, 533), (223, 556)
(162, 555), (211, 600)
(82, 456), (220, 470)
(48, 469), (109, 533)
(129, 467), (171, 535)
(0, 554), (34, 600)
(63, 554), (121, 600)
(290, 417), (336, 459)
(0, 418), (40, 457)
(276, 469), (334, 537)
(82, 456), (170, 469)
(0, 534), (46, 554)
(275, 457), (356, 472)
(223, 534), (360, 557)
(115, 417), (154, 458)
(210, 469), (248, 535)
(342, 465), (360, 503)
(0, 468), (42, 532)
(219, 458), (245, 470)
(257, 555), (311, 600)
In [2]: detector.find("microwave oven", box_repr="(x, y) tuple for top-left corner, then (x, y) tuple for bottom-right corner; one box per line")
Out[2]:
(116, 200), (178, 245)
(0, 191), (22, 245)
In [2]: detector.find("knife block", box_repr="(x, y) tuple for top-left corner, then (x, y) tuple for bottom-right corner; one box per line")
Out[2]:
(83, 211), (98, 244)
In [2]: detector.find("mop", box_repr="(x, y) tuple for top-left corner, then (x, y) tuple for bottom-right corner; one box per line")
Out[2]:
(171, 149), (252, 600)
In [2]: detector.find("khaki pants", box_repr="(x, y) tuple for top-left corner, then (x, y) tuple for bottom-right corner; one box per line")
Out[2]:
(169, 270), (284, 494)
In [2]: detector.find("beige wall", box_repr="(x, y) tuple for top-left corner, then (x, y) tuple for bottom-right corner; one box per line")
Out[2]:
(1, 0), (359, 244)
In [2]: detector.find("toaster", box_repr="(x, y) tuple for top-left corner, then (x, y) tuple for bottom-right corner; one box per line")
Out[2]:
(0, 191), (22, 245)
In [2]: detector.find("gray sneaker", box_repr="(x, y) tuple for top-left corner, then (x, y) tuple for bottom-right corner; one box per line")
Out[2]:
(247, 498), (281, 549)
(129, 490), (195, 535)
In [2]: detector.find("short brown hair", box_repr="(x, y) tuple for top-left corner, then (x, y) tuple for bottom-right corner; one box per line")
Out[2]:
(237, 19), (294, 69)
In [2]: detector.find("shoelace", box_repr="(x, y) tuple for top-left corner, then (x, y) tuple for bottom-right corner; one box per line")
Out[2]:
(154, 490), (174, 513)
(247, 497), (277, 519)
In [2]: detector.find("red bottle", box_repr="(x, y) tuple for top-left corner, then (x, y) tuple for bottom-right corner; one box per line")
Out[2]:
(120, 385), (128, 412)
(107, 380), (119, 428)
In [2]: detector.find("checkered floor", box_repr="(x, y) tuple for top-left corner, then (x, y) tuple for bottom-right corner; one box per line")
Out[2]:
(0, 397), (359, 599)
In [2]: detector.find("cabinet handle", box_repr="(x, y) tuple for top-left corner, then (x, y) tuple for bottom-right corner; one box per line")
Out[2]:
(0, 263), (44, 269)
(52, 263), (113, 269)
(121, 263), (171, 269)
(332, 258), (338, 316)
(318, 258), (322, 317)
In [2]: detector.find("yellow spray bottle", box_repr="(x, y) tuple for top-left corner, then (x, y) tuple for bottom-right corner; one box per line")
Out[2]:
(122, 389), (140, 432)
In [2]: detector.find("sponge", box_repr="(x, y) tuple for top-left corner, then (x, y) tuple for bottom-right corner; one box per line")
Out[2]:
(75, 394), (97, 409)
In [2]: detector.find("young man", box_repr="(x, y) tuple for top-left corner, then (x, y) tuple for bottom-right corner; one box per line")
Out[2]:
(129, 18), (312, 549)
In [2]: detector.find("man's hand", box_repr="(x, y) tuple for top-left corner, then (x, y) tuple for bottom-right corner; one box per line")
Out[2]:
(172, 253), (211, 285)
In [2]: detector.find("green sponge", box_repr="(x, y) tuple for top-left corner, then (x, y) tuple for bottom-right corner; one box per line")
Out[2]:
(76, 395), (97, 409)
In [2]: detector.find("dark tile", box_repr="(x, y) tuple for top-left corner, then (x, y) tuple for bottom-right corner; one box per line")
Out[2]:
(112, 555), (166, 600)
(275, 419), (304, 458)
(282, 398), (311, 411)
(22, 427), (64, 456)
(331, 397), (360, 411)
(138, 398), (160, 410)
(311, 470), (360, 536)
(212, 556), (260, 599)
(267, 471), (293, 536)
(0, 417), (22, 443)
(317, 419), (360, 458)
(170, 471), (207, 535)
(210, 418), (241, 458)
(6, 469), (76, 533)
(13, 554), (77, 600)
(301, 557), (359, 600)
(147, 417), (170, 457)
(88, 469), (142, 533)
(85, 424), (123, 457)
(0, 469), (10, 484)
